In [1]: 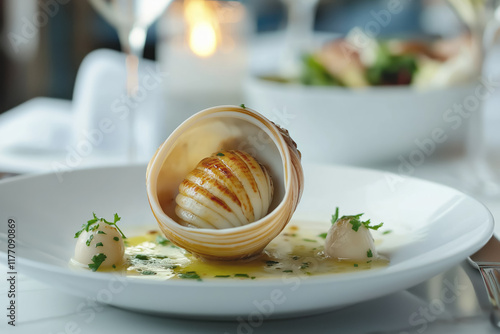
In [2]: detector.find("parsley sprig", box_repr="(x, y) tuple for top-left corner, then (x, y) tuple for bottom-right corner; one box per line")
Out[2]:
(74, 213), (126, 239)
(88, 253), (107, 272)
(331, 207), (383, 232)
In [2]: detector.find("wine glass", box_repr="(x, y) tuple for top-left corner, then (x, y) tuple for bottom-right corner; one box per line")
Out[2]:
(88, 0), (171, 162)
(279, 0), (321, 78)
(446, 0), (500, 196)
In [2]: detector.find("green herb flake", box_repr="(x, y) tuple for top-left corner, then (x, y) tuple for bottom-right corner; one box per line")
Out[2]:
(153, 255), (169, 259)
(112, 264), (116, 269)
(367, 249), (373, 258)
(265, 260), (279, 266)
(216, 152), (225, 157)
(331, 207), (339, 224)
(383, 230), (392, 235)
(354, 264), (358, 267)
(318, 233), (327, 239)
(88, 253), (107, 272)
(240, 104), (246, 109)
(283, 270), (293, 273)
(300, 262), (310, 270)
(234, 273), (250, 278)
(165, 265), (178, 269)
(141, 270), (157, 275)
(74, 212), (127, 240)
(251, 276), (256, 280)
(349, 219), (363, 232)
(156, 235), (171, 246)
(179, 271), (202, 281)
(113, 236), (119, 241)
(86, 234), (94, 246)
(367, 260), (372, 264)
(95, 242), (104, 247)
(215, 275), (230, 278)
(135, 254), (149, 260)
(302, 238), (317, 243)
(333, 208), (384, 232)
(292, 256), (300, 260)
(97, 230), (106, 235)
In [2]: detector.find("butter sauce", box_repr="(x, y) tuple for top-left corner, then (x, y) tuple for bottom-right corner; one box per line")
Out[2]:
(122, 223), (388, 280)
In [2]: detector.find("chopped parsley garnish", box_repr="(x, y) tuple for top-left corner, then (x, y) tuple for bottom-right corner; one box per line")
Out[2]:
(354, 264), (358, 267)
(367, 249), (373, 258)
(303, 238), (317, 243)
(215, 275), (230, 278)
(383, 230), (392, 235)
(251, 277), (256, 280)
(113, 237), (119, 241)
(86, 234), (94, 246)
(283, 270), (293, 273)
(95, 242), (103, 247)
(179, 271), (202, 281)
(74, 213), (126, 239)
(216, 152), (225, 157)
(112, 264), (116, 269)
(300, 262), (310, 269)
(141, 270), (157, 275)
(88, 253), (107, 272)
(265, 260), (279, 266)
(153, 255), (169, 259)
(97, 231), (106, 235)
(165, 265), (178, 269)
(318, 233), (327, 239)
(331, 207), (339, 224)
(156, 235), (171, 245)
(367, 260), (372, 264)
(240, 104), (246, 109)
(292, 256), (300, 260)
(234, 273), (250, 278)
(135, 254), (149, 260)
(331, 207), (384, 232)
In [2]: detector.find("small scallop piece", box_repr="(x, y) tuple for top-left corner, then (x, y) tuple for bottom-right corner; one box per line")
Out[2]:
(73, 224), (125, 270)
(324, 218), (378, 261)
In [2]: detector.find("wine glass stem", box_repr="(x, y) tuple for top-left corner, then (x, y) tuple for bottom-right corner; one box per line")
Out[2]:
(281, 0), (320, 77)
(117, 25), (147, 163)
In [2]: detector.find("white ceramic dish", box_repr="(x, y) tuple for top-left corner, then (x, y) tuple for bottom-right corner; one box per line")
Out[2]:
(0, 163), (493, 319)
(244, 76), (476, 165)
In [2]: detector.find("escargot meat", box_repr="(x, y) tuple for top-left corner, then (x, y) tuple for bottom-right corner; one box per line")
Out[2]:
(175, 150), (274, 229)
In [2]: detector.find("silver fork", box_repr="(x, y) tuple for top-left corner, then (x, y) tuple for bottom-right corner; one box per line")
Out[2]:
(469, 236), (500, 327)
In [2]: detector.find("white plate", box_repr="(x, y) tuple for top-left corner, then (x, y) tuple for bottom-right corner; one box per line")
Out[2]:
(0, 163), (493, 319)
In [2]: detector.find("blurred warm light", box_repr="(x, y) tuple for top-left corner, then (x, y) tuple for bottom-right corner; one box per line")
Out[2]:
(185, 0), (219, 57)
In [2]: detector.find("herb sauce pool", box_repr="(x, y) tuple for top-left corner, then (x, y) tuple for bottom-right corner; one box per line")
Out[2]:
(120, 223), (388, 280)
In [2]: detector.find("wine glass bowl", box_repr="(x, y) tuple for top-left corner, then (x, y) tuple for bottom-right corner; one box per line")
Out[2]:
(88, 0), (171, 161)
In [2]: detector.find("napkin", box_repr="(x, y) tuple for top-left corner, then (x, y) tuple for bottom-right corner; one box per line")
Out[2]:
(0, 97), (72, 154)
(0, 49), (171, 172)
(72, 49), (169, 161)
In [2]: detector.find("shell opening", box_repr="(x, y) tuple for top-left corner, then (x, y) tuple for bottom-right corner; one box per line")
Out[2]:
(154, 110), (286, 229)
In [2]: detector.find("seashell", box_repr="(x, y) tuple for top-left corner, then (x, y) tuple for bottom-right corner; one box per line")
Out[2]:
(175, 150), (274, 229)
(146, 105), (304, 261)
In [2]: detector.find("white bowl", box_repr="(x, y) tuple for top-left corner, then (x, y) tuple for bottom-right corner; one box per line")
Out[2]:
(244, 76), (476, 165)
